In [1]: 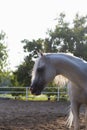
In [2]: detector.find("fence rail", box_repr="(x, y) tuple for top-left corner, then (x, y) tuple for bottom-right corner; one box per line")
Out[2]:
(0, 87), (68, 101)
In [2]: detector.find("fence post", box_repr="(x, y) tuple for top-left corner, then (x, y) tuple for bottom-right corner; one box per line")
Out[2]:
(57, 87), (60, 101)
(26, 87), (29, 101)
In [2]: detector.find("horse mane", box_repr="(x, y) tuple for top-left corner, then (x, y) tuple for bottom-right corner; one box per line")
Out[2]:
(46, 52), (86, 63)
(45, 53), (87, 71)
(31, 57), (41, 81)
(32, 52), (87, 81)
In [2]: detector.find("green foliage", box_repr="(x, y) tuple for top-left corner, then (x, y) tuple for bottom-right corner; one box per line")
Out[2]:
(0, 31), (8, 70)
(48, 13), (87, 60)
(0, 31), (9, 86)
(22, 38), (44, 57)
(0, 71), (13, 87)
(13, 54), (34, 86)
(72, 14), (87, 60)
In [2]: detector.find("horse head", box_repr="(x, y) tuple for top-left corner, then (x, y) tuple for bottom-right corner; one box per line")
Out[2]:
(30, 53), (56, 95)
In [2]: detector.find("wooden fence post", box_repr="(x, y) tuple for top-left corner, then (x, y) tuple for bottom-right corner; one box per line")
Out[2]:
(26, 87), (29, 101)
(57, 87), (60, 101)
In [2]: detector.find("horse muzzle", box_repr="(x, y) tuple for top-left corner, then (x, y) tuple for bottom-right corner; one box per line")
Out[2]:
(30, 86), (41, 95)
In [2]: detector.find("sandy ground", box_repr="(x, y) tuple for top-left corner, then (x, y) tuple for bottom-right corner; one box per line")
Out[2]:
(0, 99), (86, 130)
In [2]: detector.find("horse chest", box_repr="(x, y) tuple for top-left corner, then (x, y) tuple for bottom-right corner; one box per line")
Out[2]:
(68, 83), (87, 104)
(75, 91), (87, 104)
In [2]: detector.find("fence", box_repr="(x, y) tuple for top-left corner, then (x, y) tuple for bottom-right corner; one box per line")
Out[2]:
(0, 86), (68, 101)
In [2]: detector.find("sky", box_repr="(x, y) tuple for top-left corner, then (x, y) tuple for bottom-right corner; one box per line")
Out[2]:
(0, 0), (87, 70)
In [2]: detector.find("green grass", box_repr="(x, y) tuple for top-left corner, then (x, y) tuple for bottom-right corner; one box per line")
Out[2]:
(0, 94), (48, 101)
(0, 94), (15, 99)
(27, 94), (48, 101)
(0, 93), (69, 101)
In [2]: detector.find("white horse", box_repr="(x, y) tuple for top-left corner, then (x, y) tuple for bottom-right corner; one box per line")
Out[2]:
(30, 52), (87, 130)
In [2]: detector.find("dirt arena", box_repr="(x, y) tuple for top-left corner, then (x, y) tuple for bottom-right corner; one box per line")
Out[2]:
(0, 99), (86, 130)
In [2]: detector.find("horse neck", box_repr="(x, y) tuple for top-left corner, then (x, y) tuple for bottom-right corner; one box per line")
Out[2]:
(49, 54), (87, 86)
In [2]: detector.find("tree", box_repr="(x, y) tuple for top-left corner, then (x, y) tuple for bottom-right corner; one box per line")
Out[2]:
(0, 31), (8, 70)
(73, 14), (87, 60)
(13, 54), (34, 86)
(48, 13), (87, 60)
(0, 31), (8, 85)
(21, 38), (44, 57)
(48, 13), (75, 53)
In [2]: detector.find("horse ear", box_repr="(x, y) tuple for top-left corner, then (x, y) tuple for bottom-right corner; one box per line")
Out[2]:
(35, 49), (44, 57)
(39, 51), (44, 57)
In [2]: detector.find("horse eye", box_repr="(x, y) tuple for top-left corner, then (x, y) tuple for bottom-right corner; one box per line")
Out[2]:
(37, 67), (44, 72)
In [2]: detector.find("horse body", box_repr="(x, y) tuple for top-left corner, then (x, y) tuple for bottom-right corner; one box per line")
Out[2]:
(30, 53), (87, 130)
